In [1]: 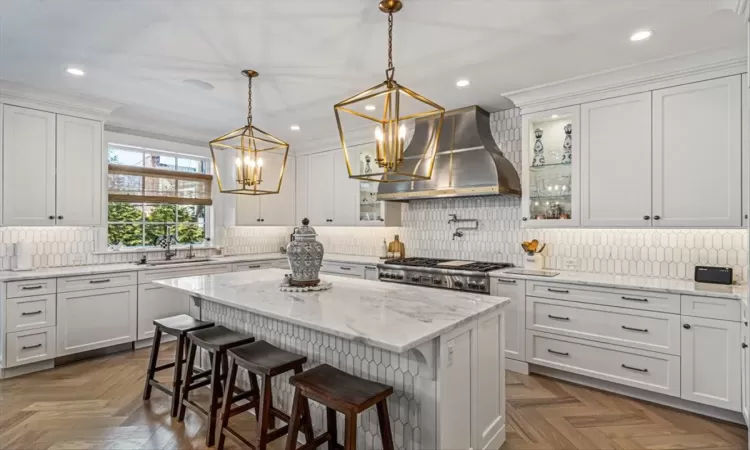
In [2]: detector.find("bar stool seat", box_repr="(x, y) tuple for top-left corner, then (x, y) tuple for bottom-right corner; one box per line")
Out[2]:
(178, 325), (255, 447)
(286, 364), (395, 450)
(217, 341), (313, 450)
(142, 314), (214, 418)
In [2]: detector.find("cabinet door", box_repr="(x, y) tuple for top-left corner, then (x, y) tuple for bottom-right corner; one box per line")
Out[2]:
(581, 93), (652, 227)
(743, 73), (749, 228)
(521, 106), (580, 227)
(137, 283), (190, 340)
(57, 286), (137, 356)
(236, 196), (261, 225)
(491, 277), (525, 361)
(364, 266), (379, 280)
(681, 316), (741, 411)
(56, 114), (103, 226)
(333, 152), (357, 226)
(741, 315), (749, 424)
(307, 152), (335, 226)
(653, 76), (742, 228)
(261, 155), (295, 225)
(295, 154), (309, 224)
(2, 105), (56, 226)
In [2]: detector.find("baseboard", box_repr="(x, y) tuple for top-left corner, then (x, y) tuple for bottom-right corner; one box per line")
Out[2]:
(506, 358), (529, 374)
(0, 359), (54, 379)
(530, 364), (747, 426)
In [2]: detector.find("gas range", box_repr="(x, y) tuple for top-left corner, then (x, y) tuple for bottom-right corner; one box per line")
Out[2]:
(377, 258), (513, 294)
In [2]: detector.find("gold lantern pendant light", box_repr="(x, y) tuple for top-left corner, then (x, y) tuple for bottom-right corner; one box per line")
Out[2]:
(334, 0), (445, 183)
(210, 70), (290, 195)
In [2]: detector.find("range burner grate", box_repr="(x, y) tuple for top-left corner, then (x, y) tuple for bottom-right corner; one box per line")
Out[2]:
(384, 258), (512, 272)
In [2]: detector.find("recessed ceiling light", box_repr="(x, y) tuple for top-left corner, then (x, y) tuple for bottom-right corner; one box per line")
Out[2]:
(630, 30), (652, 42)
(365, 105), (376, 111)
(456, 79), (470, 88)
(551, 114), (559, 119)
(290, 124), (300, 131)
(66, 67), (85, 76)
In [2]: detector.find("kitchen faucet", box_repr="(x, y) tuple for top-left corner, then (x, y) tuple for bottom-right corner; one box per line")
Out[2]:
(448, 213), (479, 240)
(162, 226), (177, 261)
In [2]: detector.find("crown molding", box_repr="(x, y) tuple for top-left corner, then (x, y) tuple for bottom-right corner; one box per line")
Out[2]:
(503, 47), (747, 114)
(0, 80), (119, 120)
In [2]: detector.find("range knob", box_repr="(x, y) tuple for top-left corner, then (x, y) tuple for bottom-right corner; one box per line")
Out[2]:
(411, 276), (420, 282)
(455, 281), (464, 288)
(477, 281), (487, 291)
(395, 274), (404, 280)
(433, 278), (442, 285)
(468, 281), (478, 289)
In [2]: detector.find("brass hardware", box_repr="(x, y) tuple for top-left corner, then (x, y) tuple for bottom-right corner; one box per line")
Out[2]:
(210, 70), (289, 195)
(334, 0), (444, 183)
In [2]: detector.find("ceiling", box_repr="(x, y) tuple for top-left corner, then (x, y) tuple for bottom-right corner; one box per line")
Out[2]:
(0, 0), (745, 149)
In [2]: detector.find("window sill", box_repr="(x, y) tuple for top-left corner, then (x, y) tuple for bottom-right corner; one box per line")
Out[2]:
(93, 246), (218, 255)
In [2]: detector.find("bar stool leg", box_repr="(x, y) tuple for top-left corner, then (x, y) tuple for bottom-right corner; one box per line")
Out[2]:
(206, 350), (224, 447)
(326, 407), (338, 450)
(142, 328), (162, 401)
(177, 340), (197, 422)
(170, 335), (186, 417)
(343, 413), (358, 450)
(285, 387), (303, 450)
(217, 357), (238, 450)
(249, 372), (261, 417)
(257, 374), (274, 450)
(376, 400), (395, 450)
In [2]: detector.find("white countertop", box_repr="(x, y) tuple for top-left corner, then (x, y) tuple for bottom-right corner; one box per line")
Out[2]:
(154, 268), (510, 353)
(490, 268), (748, 301)
(0, 253), (380, 282)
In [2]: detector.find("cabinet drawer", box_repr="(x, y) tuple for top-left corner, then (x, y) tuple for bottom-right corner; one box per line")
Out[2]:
(527, 297), (680, 355)
(526, 331), (680, 397)
(526, 280), (680, 314)
(681, 295), (741, 321)
(57, 271), (137, 292)
(6, 278), (56, 298)
(320, 262), (365, 278)
(5, 326), (56, 368)
(6, 294), (56, 332)
(231, 260), (285, 272)
(138, 264), (232, 284)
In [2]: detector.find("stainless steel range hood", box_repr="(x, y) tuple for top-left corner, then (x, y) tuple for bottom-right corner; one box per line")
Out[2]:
(377, 106), (521, 201)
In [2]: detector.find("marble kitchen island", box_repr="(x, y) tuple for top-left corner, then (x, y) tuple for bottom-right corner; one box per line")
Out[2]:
(155, 268), (510, 450)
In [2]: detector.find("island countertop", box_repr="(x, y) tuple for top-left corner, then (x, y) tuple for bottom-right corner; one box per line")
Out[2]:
(154, 268), (510, 353)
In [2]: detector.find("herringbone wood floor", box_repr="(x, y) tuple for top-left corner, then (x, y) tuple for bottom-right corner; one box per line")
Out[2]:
(0, 344), (746, 450)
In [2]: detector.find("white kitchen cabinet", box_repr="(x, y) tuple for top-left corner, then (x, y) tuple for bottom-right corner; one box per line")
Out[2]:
(55, 114), (102, 226)
(137, 283), (190, 340)
(364, 265), (379, 281)
(57, 286), (137, 356)
(491, 277), (525, 363)
(1, 105), (103, 227)
(235, 155), (296, 226)
(652, 76), (742, 228)
(307, 151), (335, 226)
(333, 151), (357, 226)
(2, 105), (56, 226)
(521, 105), (580, 227)
(347, 143), (402, 226)
(581, 93), (652, 227)
(680, 315), (741, 411)
(742, 73), (749, 228)
(741, 309), (749, 424)
(295, 154), (309, 224)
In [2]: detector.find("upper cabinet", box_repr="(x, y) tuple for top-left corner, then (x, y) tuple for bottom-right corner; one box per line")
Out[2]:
(2, 105), (102, 227)
(581, 93), (652, 227)
(521, 105), (580, 228)
(652, 76), (742, 228)
(236, 154), (296, 226)
(742, 73), (749, 228)
(525, 74), (745, 229)
(295, 148), (401, 227)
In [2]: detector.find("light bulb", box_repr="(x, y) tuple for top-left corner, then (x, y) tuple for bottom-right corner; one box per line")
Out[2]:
(398, 124), (407, 140)
(257, 158), (263, 167)
(245, 156), (253, 167)
(374, 127), (384, 142)
(235, 157), (241, 167)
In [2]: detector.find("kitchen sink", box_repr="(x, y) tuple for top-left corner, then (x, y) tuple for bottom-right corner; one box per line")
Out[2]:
(141, 258), (214, 266)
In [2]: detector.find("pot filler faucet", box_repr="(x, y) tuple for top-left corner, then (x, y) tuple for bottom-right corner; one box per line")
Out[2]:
(448, 214), (479, 240)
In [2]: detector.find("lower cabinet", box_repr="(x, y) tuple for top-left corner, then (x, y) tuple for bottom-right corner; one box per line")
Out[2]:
(364, 266), (378, 281)
(741, 310), (749, 424)
(56, 286), (137, 356)
(680, 316), (741, 411)
(137, 283), (190, 340)
(5, 326), (56, 368)
(491, 277), (525, 362)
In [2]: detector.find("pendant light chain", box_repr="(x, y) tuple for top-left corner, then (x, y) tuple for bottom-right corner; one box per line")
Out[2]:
(246, 75), (253, 126)
(385, 11), (395, 84)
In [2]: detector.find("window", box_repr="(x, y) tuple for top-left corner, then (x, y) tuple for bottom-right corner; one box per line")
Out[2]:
(107, 144), (212, 248)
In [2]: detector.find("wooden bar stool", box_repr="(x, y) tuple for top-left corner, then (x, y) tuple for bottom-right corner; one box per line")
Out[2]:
(142, 314), (214, 417)
(178, 325), (256, 446)
(217, 340), (314, 450)
(286, 364), (395, 450)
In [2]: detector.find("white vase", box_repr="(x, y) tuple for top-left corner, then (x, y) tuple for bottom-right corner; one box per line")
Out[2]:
(524, 253), (544, 270)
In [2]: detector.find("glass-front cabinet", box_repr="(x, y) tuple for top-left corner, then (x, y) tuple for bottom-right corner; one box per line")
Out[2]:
(521, 105), (580, 227)
(349, 142), (402, 226)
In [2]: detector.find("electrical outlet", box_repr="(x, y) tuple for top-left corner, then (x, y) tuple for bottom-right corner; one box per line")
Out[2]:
(72, 254), (85, 264)
(563, 257), (579, 270)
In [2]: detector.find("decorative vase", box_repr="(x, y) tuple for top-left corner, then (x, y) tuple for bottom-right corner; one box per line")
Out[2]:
(532, 128), (545, 167)
(286, 218), (324, 287)
(561, 123), (572, 164)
